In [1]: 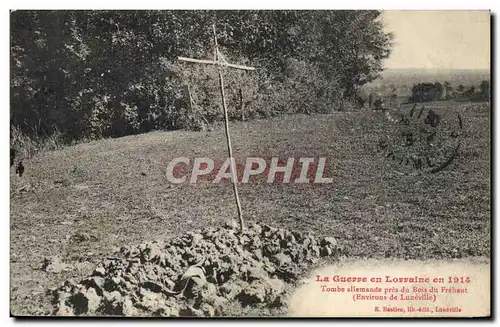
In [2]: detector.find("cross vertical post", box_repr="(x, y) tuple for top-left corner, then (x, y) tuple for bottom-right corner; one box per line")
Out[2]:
(178, 24), (255, 232)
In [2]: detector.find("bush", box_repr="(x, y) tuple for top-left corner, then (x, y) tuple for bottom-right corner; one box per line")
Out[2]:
(10, 10), (392, 144)
(10, 124), (64, 161)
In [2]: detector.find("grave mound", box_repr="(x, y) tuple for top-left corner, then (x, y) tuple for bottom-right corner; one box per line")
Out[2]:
(52, 222), (342, 316)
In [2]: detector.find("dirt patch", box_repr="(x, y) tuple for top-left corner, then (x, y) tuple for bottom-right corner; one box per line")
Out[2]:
(51, 222), (342, 316)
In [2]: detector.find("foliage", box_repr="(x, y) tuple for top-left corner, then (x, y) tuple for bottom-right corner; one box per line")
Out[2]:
(479, 80), (490, 101)
(10, 124), (64, 161)
(11, 10), (393, 143)
(408, 83), (443, 103)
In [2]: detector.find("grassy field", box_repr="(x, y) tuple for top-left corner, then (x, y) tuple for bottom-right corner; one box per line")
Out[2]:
(10, 100), (490, 316)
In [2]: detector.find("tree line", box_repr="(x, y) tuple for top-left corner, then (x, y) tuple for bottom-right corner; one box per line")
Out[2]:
(11, 10), (393, 143)
(408, 80), (490, 103)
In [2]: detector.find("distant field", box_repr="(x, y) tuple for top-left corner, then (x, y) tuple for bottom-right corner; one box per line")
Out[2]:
(364, 68), (491, 98)
(10, 100), (490, 315)
(379, 68), (489, 86)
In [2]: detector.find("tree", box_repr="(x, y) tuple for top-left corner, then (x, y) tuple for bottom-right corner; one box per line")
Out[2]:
(11, 10), (394, 142)
(434, 82), (444, 101)
(479, 80), (490, 100)
(320, 11), (394, 100)
(464, 86), (476, 99)
(409, 83), (441, 103)
(443, 81), (453, 99)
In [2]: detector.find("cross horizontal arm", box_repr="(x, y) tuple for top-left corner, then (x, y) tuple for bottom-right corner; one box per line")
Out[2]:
(178, 56), (255, 71)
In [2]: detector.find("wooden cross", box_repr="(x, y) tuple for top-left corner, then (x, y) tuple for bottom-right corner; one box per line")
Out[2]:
(178, 25), (255, 232)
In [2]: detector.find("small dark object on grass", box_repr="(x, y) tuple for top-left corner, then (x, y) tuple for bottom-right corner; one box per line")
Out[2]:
(427, 131), (437, 143)
(377, 137), (388, 151)
(417, 105), (425, 119)
(16, 161), (24, 177)
(458, 114), (463, 129)
(424, 109), (440, 128)
(426, 156), (435, 168)
(409, 104), (417, 117)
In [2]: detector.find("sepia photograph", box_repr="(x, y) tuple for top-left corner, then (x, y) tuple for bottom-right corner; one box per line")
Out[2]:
(9, 8), (491, 318)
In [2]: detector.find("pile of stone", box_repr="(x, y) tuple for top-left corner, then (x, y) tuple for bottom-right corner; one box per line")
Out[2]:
(52, 222), (342, 316)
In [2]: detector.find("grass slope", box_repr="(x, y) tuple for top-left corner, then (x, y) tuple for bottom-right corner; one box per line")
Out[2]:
(10, 101), (490, 315)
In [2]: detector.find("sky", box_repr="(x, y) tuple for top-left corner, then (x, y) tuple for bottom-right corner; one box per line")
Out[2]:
(381, 11), (491, 70)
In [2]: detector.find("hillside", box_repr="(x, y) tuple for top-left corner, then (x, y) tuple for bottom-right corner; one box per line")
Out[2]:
(10, 101), (491, 315)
